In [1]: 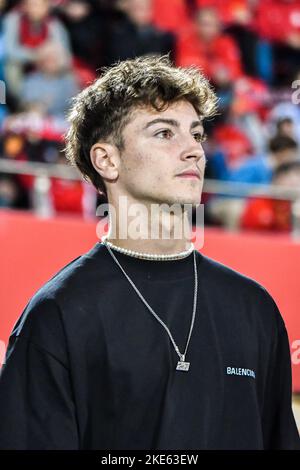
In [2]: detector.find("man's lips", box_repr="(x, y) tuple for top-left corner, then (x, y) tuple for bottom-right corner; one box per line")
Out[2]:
(176, 170), (201, 179)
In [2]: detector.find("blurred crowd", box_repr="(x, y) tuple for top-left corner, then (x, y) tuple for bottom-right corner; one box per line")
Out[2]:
(0, 0), (300, 233)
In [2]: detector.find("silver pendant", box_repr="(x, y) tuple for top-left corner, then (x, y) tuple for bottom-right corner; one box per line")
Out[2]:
(176, 361), (190, 371)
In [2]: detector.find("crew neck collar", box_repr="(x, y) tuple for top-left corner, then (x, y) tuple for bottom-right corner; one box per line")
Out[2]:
(95, 241), (202, 282)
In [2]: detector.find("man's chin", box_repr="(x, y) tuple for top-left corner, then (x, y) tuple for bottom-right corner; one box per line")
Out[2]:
(148, 192), (201, 209)
(172, 196), (201, 208)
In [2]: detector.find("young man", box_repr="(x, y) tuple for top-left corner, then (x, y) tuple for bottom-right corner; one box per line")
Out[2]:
(0, 55), (299, 450)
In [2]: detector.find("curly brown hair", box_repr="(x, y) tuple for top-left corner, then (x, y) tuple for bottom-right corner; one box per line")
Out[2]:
(64, 54), (218, 200)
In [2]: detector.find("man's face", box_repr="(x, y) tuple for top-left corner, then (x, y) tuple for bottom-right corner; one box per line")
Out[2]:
(23, 0), (49, 21)
(274, 169), (300, 188)
(196, 9), (220, 42)
(123, 0), (152, 26)
(113, 99), (206, 208)
(276, 148), (298, 165)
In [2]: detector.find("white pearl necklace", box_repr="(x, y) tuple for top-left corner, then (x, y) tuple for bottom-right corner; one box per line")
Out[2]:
(100, 235), (195, 261)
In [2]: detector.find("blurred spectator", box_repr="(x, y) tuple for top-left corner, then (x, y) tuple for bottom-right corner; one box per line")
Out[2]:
(1, 0), (300, 228)
(230, 76), (270, 153)
(57, 0), (105, 74)
(1, 129), (64, 191)
(255, 0), (300, 85)
(196, 0), (259, 78)
(3, 0), (72, 99)
(228, 135), (299, 184)
(212, 124), (253, 171)
(204, 135), (229, 181)
(20, 41), (79, 117)
(151, 0), (192, 33)
(2, 109), (69, 142)
(103, 0), (175, 66)
(1, 130), (34, 191)
(176, 7), (243, 86)
(268, 96), (300, 145)
(276, 117), (297, 140)
(195, 0), (250, 27)
(241, 160), (300, 232)
(0, 172), (29, 208)
(1, 130), (26, 159)
(205, 135), (300, 229)
(255, 0), (300, 46)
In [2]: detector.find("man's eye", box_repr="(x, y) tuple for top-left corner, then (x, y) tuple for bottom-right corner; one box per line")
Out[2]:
(155, 129), (173, 139)
(193, 132), (207, 143)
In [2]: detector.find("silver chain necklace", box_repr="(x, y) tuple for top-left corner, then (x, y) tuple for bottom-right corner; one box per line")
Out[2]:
(103, 242), (198, 372)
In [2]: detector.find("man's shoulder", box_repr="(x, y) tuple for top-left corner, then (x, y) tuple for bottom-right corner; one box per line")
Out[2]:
(199, 251), (263, 289)
(10, 242), (107, 338)
(37, 241), (106, 294)
(198, 251), (282, 326)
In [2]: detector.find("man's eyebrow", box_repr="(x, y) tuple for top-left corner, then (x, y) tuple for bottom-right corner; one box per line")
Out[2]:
(190, 120), (204, 130)
(142, 118), (203, 131)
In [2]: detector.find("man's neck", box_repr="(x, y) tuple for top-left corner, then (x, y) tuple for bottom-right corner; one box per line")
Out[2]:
(103, 236), (192, 255)
(104, 208), (193, 255)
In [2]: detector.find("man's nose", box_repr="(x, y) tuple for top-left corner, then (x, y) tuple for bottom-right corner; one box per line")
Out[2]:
(179, 138), (206, 163)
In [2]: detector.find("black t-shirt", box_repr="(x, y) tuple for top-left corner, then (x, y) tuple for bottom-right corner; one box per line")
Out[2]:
(0, 242), (299, 450)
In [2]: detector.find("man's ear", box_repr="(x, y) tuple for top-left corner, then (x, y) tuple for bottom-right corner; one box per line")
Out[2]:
(90, 142), (120, 182)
